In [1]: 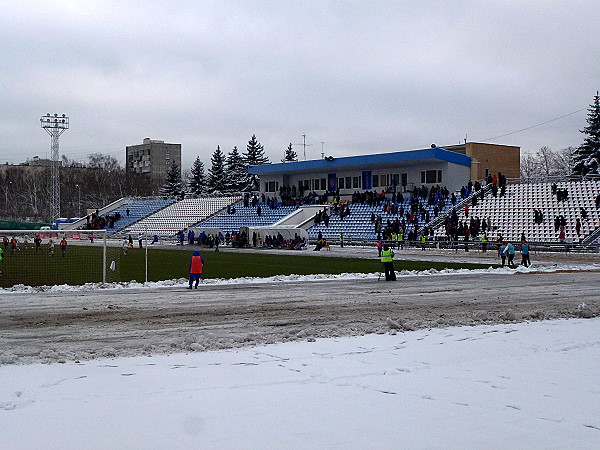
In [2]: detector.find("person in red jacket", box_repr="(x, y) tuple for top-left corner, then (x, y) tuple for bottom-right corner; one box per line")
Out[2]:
(188, 250), (205, 289)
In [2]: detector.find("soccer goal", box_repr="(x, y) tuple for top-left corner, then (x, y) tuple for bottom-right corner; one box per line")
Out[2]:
(0, 229), (118, 289)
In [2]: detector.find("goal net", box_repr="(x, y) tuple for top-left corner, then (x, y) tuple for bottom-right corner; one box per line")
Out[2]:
(0, 229), (119, 289)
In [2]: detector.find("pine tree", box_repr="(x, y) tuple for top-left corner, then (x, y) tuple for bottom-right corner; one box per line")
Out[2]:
(207, 146), (227, 193)
(188, 156), (206, 195)
(225, 146), (247, 192)
(160, 163), (184, 197)
(282, 143), (298, 162)
(242, 134), (270, 191)
(572, 91), (600, 175)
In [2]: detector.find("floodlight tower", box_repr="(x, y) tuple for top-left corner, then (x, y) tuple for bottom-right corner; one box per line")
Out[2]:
(40, 113), (69, 221)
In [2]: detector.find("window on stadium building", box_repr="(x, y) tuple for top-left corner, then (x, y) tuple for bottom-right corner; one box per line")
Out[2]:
(338, 177), (345, 189)
(265, 181), (279, 192)
(372, 174), (379, 188)
(320, 178), (327, 190)
(345, 176), (352, 188)
(420, 170), (442, 184)
(352, 176), (361, 189)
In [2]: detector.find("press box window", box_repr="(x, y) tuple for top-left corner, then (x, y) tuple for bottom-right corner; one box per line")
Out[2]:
(265, 181), (279, 192)
(420, 170), (442, 184)
(372, 174), (379, 188)
(320, 178), (327, 190)
(352, 176), (361, 189)
(338, 177), (345, 189)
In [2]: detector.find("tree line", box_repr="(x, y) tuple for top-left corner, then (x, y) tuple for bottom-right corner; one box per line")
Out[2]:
(0, 134), (297, 222)
(161, 134), (298, 197)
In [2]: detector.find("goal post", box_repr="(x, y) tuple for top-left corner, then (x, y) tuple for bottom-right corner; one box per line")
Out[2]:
(0, 229), (110, 289)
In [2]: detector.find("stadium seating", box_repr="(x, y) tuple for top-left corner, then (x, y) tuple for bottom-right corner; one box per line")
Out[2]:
(437, 180), (600, 243)
(105, 198), (176, 233)
(197, 201), (296, 233)
(123, 196), (242, 236)
(307, 195), (462, 241)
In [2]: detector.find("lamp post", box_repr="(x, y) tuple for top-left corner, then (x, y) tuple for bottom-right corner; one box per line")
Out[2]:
(40, 113), (69, 221)
(76, 184), (81, 218)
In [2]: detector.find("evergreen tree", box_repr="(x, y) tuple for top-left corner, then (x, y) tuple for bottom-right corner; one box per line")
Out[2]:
(207, 146), (227, 193)
(282, 143), (298, 162)
(160, 163), (184, 197)
(188, 156), (206, 195)
(225, 146), (247, 192)
(242, 134), (270, 191)
(572, 91), (600, 175)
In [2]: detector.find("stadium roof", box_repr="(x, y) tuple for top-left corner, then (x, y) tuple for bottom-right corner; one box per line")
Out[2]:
(248, 147), (471, 175)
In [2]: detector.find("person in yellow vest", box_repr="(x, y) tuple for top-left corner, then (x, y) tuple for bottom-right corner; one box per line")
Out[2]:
(481, 232), (488, 253)
(420, 234), (426, 251)
(380, 244), (396, 281)
(391, 232), (397, 249)
(398, 232), (404, 250)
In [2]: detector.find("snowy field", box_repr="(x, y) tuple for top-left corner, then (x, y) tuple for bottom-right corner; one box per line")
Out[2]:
(1, 318), (599, 449)
(1, 249), (599, 448)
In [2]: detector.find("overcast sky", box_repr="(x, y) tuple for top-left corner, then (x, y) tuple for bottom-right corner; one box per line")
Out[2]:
(1, 0), (598, 169)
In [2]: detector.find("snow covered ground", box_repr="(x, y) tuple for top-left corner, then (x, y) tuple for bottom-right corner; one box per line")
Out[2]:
(1, 318), (599, 449)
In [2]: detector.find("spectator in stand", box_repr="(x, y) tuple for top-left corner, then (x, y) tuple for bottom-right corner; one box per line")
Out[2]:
(559, 227), (566, 243)
(576, 218), (582, 237)
(580, 207), (588, 220)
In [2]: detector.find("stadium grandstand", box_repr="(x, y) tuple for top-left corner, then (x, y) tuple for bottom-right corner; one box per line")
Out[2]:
(59, 143), (600, 249)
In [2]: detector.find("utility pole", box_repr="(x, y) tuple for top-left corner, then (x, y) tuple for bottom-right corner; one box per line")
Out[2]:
(294, 134), (313, 160)
(320, 142), (325, 159)
(41, 113), (69, 221)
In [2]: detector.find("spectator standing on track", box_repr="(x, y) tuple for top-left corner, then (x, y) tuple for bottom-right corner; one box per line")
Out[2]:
(499, 241), (507, 266)
(505, 241), (516, 268)
(138, 232), (143, 248)
(521, 239), (531, 267)
(380, 244), (396, 281)
(188, 250), (205, 289)
(481, 231), (488, 252)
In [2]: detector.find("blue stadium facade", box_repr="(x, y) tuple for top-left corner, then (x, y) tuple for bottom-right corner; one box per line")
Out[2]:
(249, 147), (472, 199)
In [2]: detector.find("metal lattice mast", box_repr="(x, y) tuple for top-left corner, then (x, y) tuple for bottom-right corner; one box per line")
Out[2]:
(40, 113), (69, 221)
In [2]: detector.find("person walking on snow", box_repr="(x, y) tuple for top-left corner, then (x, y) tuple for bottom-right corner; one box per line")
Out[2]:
(188, 250), (205, 289)
(521, 239), (531, 267)
(501, 240), (516, 268)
